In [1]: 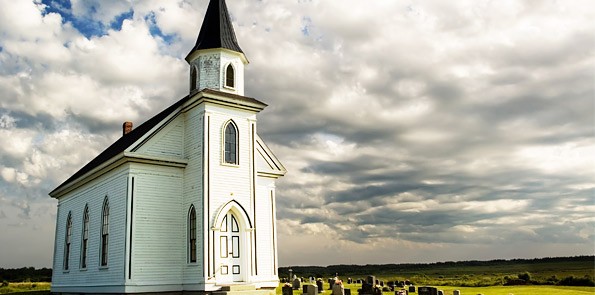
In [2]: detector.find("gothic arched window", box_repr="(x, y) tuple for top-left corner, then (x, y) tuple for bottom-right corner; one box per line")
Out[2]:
(225, 64), (235, 88)
(64, 212), (72, 270)
(224, 121), (238, 164)
(81, 205), (89, 269)
(188, 205), (197, 263)
(100, 197), (109, 266)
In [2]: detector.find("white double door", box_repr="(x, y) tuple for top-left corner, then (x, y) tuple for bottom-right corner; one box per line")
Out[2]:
(217, 212), (243, 282)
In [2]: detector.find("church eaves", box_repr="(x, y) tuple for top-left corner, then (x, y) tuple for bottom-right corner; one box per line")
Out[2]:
(187, 0), (244, 58)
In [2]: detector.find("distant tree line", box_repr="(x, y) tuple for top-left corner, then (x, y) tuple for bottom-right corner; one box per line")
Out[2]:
(0, 267), (52, 282)
(278, 255), (594, 278)
(278, 255), (594, 286)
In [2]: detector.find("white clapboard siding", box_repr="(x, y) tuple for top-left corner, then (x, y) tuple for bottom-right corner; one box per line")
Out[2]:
(254, 183), (274, 277)
(206, 105), (256, 222)
(52, 166), (129, 290)
(182, 106), (205, 283)
(129, 164), (184, 285)
(135, 115), (184, 158)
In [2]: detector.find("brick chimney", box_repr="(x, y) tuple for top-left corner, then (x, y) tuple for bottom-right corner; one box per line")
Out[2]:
(122, 121), (133, 136)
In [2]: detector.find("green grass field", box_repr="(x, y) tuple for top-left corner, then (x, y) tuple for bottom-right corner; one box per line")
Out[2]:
(0, 282), (50, 294)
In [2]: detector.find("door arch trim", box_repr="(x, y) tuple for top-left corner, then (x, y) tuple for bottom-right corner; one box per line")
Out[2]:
(212, 200), (253, 230)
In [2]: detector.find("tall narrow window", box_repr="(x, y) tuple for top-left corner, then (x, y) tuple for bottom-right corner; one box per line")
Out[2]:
(101, 198), (109, 266)
(188, 206), (197, 263)
(81, 206), (89, 269)
(64, 212), (72, 270)
(225, 64), (234, 88)
(190, 66), (197, 91)
(224, 121), (238, 164)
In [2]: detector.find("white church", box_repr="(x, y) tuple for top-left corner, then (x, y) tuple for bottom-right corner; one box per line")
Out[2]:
(49, 0), (286, 294)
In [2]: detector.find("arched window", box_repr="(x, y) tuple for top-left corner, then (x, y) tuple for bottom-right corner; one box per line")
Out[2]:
(188, 205), (197, 263)
(225, 64), (235, 88)
(224, 121), (238, 164)
(190, 66), (197, 91)
(100, 198), (109, 266)
(64, 212), (72, 270)
(81, 205), (89, 269)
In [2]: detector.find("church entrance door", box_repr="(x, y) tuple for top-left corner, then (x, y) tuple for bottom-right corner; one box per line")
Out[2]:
(218, 212), (243, 282)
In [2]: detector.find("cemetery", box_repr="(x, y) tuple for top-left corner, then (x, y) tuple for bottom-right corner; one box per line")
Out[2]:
(278, 275), (442, 295)
(275, 275), (594, 295)
(273, 256), (595, 295)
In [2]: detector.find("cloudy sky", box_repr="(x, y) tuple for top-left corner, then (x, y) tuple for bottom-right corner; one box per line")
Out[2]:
(0, 0), (593, 268)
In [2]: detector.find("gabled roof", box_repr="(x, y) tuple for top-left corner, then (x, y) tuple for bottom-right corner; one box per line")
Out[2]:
(256, 134), (286, 178)
(50, 89), (266, 197)
(187, 0), (243, 59)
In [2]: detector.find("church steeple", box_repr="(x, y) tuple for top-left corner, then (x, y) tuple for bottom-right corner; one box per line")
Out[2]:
(186, 0), (247, 96)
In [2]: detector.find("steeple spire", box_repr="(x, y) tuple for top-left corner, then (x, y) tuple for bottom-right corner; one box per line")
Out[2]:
(187, 0), (243, 58)
(186, 0), (247, 96)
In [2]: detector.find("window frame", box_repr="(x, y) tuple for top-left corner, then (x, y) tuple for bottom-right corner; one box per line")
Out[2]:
(100, 197), (109, 267)
(190, 65), (198, 91)
(64, 212), (72, 271)
(224, 63), (235, 89)
(80, 205), (89, 269)
(188, 205), (197, 263)
(222, 120), (239, 165)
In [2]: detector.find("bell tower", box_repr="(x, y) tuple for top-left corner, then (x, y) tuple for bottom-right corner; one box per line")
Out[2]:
(186, 0), (248, 96)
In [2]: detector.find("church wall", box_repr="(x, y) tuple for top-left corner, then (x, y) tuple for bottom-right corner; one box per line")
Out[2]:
(205, 104), (256, 226)
(190, 51), (245, 96)
(182, 106), (205, 285)
(128, 163), (185, 286)
(51, 166), (129, 292)
(219, 51), (245, 96)
(193, 53), (221, 92)
(254, 177), (277, 282)
(135, 115), (184, 158)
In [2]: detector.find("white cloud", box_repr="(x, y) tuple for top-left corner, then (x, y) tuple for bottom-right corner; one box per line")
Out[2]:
(0, 0), (594, 268)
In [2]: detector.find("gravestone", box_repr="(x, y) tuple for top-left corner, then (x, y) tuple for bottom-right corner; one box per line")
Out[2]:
(316, 280), (323, 293)
(282, 285), (292, 295)
(408, 285), (416, 293)
(331, 283), (344, 295)
(437, 290), (444, 295)
(328, 278), (335, 290)
(453, 290), (460, 295)
(380, 281), (384, 287)
(344, 289), (351, 295)
(359, 276), (380, 295)
(304, 284), (318, 295)
(356, 279), (361, 284)
(417, 286), (437, 295)
(405, 280), (411, 285)
(395, 290), (408, 295)
(293, 278), (301, 290)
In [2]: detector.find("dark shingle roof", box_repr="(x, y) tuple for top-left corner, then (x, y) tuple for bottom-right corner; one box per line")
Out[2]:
(50, 89), (266, 196)
(187, 0), (243, 58)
